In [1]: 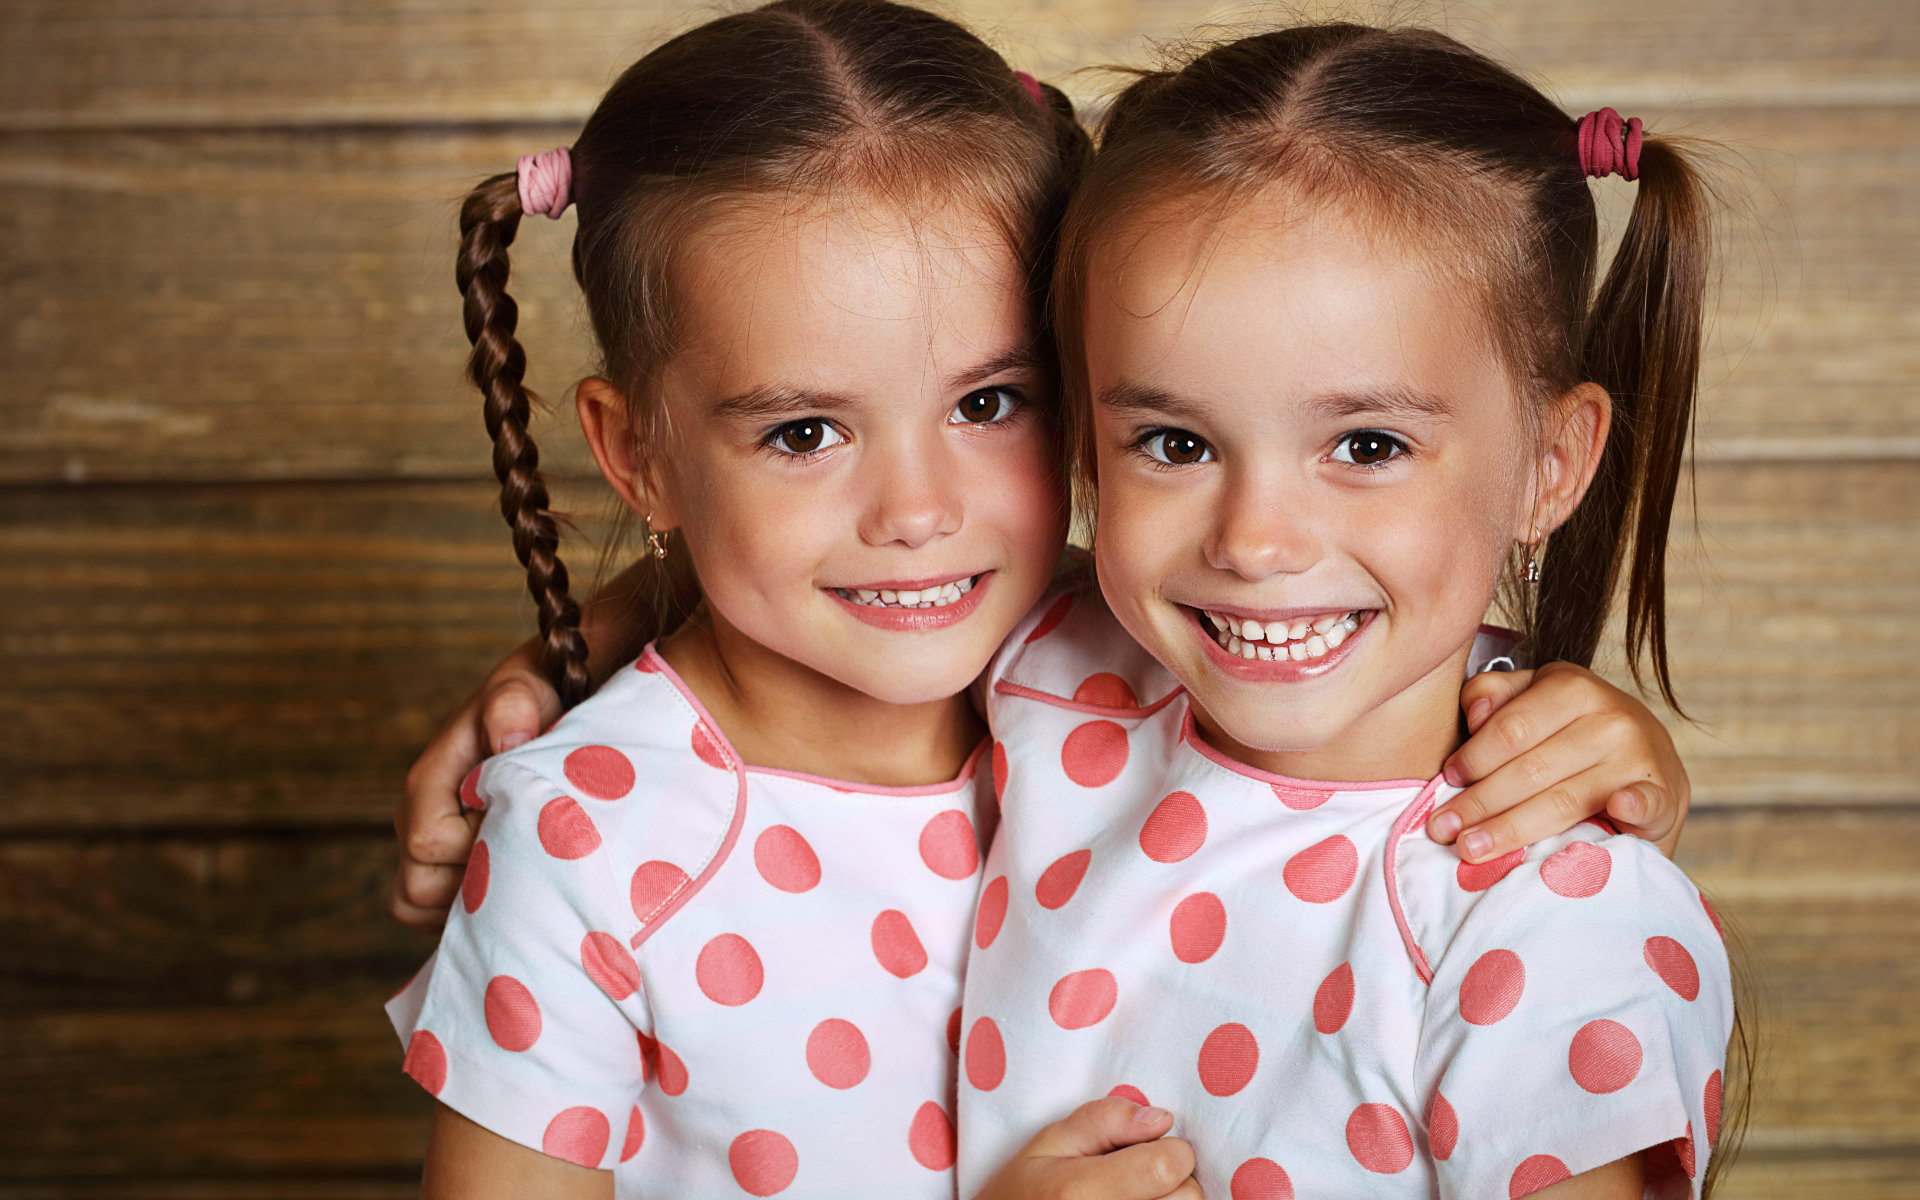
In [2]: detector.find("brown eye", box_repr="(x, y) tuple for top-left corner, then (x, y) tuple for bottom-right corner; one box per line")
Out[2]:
(1335, 431), (1403, 467)
(770, 420), (844, 456)
(952, 389), (1016, 424)
(1145, 429), (1211, 466)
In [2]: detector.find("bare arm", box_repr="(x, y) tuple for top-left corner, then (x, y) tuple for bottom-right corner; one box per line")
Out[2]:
(423, 1104), (613, 1200)
(1526, 1151), (1645, 1199)
(971, 1097), (1199, 1200)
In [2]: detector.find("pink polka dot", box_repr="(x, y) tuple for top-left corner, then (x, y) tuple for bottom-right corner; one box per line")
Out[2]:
(1701, 891), (1724, 941)
(991, 742), (1009, 804)
(947, 1007), (962, 1057)
(909, 1100), (956, 1171)
(1230, 1157), (1294, 1200)
(653, 1040), (688, 1096)
(1509, 1155), (1572, 1197)
(1271, 782), (1333, 811)
(1704, 1071), (1723, 1147)
(538, 796), (602, 859)
(871, 909), (928, 978)
(636, 1030), (654, 1084)
(1169, 892), (1227, 963)
(1139, 791), (1208, 862)
(581, 931), (641, 1001)
(541, 1106), (609, 1168)
(1026, 594), (1073, 642)
(630, 860), (691, 926)
(484, 975), (541, 1051)
(1036, 849), (1092, 909)
(1198, 1022), (1259, 1096)
(1283, 835), (1358, 903)
(1644, 936), (1700, 1001)
(1456, 848), (1525, 892)
(975, 875), (1009, 949)
(1428, 1090), (1458, 1160)
(805, 1018), (870, 1089)
(695, 933), (763, 1006)
(1675, 1121), (1696, 1177)
(461, 840), (490, 913)
(1313, 962), (1355, 1034)
(691, 721), (731, 770)
(404, 1030), (447, 1096)
(1074, 672), (1139, 709)
(754, 825), (821, 894)
(966, 1017), (1006, 1090)
(1460, 949), (1525, 1025)
(1569, 1019), (1642, 1093)
(729, 1129), (799, 1196)
(919, 809), (979, 880)
(621, 1105), (645, 1162)
(1062, 720), (1129, 787)
(1346, 1104), (1414, 1174)
(564, 745), (635, 800)
(1048, 969), (1117, 1030)
(459, 764), (485, 810)
(1109, 1084), (1150, 1106)
(1541, 841), (1611, 898)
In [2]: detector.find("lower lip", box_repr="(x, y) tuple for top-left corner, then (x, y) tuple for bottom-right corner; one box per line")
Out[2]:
(1189, 607), (1372, 682)
(829, 573), (992, 632)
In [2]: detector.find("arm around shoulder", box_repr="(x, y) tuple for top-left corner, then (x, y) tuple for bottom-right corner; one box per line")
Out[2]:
(425, 1103), (614, 1200)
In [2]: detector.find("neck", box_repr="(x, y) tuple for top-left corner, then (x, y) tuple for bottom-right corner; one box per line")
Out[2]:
(657, 609), (983, 788)
(1194, 645), (1473, 784)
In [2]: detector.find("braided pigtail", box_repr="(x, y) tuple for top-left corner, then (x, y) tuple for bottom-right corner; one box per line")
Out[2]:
(457, 173), (591, 710)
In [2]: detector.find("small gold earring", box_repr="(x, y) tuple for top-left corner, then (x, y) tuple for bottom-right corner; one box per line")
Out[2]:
(1523, 524), (1541, 583)
(644, 514), (668, 560)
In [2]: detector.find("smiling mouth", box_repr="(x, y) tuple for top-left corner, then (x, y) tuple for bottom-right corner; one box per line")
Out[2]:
(1196, 607), (1367, 663)
(830, 575), (979, 610)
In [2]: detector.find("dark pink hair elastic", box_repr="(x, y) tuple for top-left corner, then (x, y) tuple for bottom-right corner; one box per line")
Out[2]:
(1577, 107), (1643, 181)
(1014, 71), (1045, 109)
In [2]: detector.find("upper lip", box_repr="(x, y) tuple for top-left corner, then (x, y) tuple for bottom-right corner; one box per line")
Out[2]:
(831, 571), (982, 591)
(1182, 601), (1370, 623)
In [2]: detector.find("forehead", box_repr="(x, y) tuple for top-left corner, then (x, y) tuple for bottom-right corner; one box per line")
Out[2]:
(1083, 190), (1506, 413)
(672, 194), (1032, 384)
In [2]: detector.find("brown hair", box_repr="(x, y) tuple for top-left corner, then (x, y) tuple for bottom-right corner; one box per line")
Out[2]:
(457, 0), (1089, 708)
(1055, 24), (1745, 1191)
(1056, 23), (1707, 709)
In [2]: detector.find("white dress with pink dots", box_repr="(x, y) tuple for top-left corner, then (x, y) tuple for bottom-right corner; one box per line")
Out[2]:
(955, 592), (1732, 1200)
(386, 644), (990, 1197)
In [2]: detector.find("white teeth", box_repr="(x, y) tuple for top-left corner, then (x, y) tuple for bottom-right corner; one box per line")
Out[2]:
(1240, 619), (1265, 642)
(1285, 641), (1306, 661)
(1305, 634), (1328, 657)
(955, 578), (974, 595)
(857, 589), (878, 603)
(842, 578), (977, 609)
(1207, 611), (1228, 631)
(1285, 620), (1309, 641)
(1312, 614), (1341, 635)
(1262, 620), (1288, 643)
(879, 590), (898, 604)
(1226, 634), (1243, 655)
(1241, 640), (1258, 659)
(899, 589), (922, 605)
(1325, 621), (1350, 649)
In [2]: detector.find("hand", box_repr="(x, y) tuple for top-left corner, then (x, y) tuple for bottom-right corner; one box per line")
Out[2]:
(1428, 662), (1690, 863)
(972, 1096), (1200, 1200)
(390, 638), (560, 932)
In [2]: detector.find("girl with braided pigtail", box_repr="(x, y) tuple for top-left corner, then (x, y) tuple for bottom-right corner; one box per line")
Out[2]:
(388, 4), (1709, 1196)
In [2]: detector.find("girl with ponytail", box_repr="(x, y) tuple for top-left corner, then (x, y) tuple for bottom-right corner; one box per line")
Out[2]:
(389, 5), (1712, 1196)
(958, 23), (1744, 1200)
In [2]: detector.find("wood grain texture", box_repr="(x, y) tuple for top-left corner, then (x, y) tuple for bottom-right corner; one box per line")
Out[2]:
(4, 460), (1911, 830)
(1, 0), (1913, 129)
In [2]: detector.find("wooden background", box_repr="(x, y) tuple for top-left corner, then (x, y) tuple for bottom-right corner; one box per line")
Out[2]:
(1, 0), (1914, 1195)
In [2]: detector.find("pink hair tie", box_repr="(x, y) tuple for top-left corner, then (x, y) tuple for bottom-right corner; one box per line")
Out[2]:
(517, 146), (573, 219)
(1577, 108), (1643, 182)
(1014, 71), (1045, 110)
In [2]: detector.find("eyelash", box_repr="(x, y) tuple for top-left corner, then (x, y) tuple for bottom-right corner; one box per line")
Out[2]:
(1130, 427), (1213, 469)
(1127, 427), (1412, 471)
(1328, 429), (1410, 469)
(758, 387), (1027, 461)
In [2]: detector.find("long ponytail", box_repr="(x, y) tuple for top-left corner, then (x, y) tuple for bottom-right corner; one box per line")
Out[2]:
(456, 173), (591, 710)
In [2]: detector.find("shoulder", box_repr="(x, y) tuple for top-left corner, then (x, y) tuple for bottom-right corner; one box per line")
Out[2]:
(473, 645), (747, 945)
(987, 587), (1181, 717)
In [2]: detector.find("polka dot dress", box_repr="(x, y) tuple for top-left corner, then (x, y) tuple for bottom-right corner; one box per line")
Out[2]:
(387, 645), (986, 1197)
(956, 593), (1732, 1200)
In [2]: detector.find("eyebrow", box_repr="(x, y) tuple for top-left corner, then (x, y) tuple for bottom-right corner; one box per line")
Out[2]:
(710, 345), (1041, 422)
(1097, 379), (1456, 424)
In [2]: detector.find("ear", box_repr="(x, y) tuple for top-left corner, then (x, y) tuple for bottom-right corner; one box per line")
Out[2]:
(1524, 381), (1612, 541)
(576, 378), (679, 531)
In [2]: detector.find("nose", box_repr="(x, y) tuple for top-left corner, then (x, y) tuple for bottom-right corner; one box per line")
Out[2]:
(857, 432), (964, 550)
(1202, 463), (1319, 581)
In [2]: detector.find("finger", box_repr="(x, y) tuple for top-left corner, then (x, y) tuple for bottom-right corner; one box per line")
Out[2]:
(1606, 782), (1684, 858)
(1443, 663), (1615, 787)
(388, 868), (452, 933)
(1457, 667), (1535, 736)
(1157, 1179), (1204, 1200)
(481, 674), (560, 755)
(1055, 1137), (1195, 1200)
(1452, 763), (1633, 862)
(1025, 1096), (1176, 1159)
(397, 856), (466, 913)
(1431, 709), (1623, 846)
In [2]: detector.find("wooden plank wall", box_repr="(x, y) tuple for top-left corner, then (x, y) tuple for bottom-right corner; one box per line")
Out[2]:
(1, 0), (1914, 1194)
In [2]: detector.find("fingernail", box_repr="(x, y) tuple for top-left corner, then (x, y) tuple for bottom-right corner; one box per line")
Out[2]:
(1467, 698), (1492, 732)
(1442, 761), (1464, 788)
(1429, 811), (1462, 843)
(1134, 1105), (1171, 1126)
(1614, 789), (1642, 819)
(497, 732), (531, 752)
(1463, 831), (1491, 860)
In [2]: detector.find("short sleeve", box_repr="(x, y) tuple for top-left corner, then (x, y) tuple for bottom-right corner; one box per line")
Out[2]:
(1407, 827), (1732, 1200)
(386, 758), (648, 1170)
